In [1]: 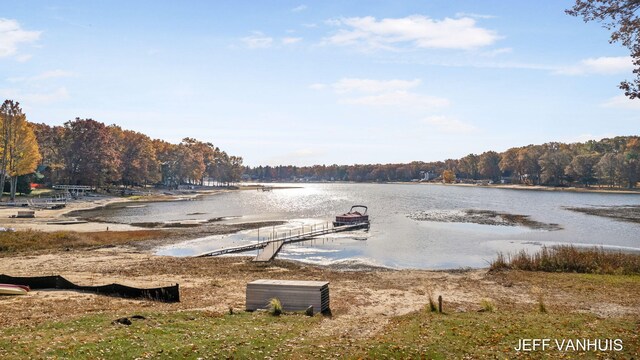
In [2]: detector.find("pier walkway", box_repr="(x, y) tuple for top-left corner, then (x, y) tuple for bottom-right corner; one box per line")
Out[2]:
(194, 222), (369, 262)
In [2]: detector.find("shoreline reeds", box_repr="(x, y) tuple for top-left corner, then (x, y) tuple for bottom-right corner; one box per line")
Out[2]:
(490, 245), (640, 275)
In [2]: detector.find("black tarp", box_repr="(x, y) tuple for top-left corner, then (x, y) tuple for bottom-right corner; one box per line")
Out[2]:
(0, 274), (179, 302)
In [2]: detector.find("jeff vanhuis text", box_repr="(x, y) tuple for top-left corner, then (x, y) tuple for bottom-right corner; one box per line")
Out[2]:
(515, 339), (623, 352)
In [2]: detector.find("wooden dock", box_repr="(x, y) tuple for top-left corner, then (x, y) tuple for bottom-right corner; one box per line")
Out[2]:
(194, 222), (369, 262)
(254, 239), (285, 262)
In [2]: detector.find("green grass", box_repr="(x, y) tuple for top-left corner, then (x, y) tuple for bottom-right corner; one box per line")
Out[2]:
(490, 246), (640, 275)
(357, 308), (639, 359)
(0, 311), (322, 359)
(1, 308), (637, 359)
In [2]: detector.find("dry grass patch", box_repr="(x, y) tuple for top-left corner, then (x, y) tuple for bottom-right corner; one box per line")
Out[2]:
(0, 229), (170, 254)
(490, 245), (640, 275)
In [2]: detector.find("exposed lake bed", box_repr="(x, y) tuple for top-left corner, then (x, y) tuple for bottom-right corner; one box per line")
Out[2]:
(60, 183), (640, 269)
(408, 209), (562, 231)
(565, 205), (640, 224)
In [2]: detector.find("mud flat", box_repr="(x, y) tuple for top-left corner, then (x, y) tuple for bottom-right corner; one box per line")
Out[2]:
(565, 205), (640, 224)
(408, 209), (562, 231)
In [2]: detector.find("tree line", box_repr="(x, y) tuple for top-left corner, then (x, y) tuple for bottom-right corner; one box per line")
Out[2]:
(244, 136), (640, 189)
(0, 100), (243, 200)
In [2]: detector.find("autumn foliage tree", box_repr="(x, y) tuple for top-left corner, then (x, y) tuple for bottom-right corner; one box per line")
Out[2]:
(442, 169), (456, 184)
(0, 100), (41, 200)
(61, 118), (121, 186)
(111, 127), (160, 187)
(32, 123), (65, 185)
(478, 151), (502, 182)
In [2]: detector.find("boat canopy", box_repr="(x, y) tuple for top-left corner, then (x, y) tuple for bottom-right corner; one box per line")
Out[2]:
(349, 205), (367, 214)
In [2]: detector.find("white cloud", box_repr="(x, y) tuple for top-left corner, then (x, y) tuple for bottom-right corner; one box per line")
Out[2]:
(341, 91), (450, 108)
(601, 94), (640, 110)
(332, 78), (421, 93)
(422, 115), (476, 133)
(291, 5), (307, 13)
(282, 37), (302, 45)
(312, 77), (450, 109)
(555, 56), (634, 75)
(0, 18), (41, 58)
(0, 87), (70, 105)
(241, 32), (273, 49)
(325, 15), (500, 51)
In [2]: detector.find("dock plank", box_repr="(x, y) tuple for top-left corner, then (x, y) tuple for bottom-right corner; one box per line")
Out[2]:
(253, 240), (285, 262)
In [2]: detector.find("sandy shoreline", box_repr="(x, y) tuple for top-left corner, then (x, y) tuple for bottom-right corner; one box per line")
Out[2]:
(0, 188), (238, 232)
(0, 195), (138, 232)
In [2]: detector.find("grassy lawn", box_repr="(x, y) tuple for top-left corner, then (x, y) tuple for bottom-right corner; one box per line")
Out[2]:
(0, 306), (637, 359)
(0, 311), (322, 359)
(358, 308), (638, 359)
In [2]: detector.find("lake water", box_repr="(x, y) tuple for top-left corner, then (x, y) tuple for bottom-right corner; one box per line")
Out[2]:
(81, 183), (640, 269)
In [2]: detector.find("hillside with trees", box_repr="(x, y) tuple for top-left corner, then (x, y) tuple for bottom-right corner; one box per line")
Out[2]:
(1, 100), (243, 194)
(244, 136), (640, 189)
(32, 119), (243, 189)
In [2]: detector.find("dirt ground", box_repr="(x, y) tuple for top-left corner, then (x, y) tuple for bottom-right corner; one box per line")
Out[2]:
(1, 246), (638, 339)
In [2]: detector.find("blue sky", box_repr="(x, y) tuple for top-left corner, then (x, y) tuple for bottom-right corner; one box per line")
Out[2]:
(1, 1), (638, 166)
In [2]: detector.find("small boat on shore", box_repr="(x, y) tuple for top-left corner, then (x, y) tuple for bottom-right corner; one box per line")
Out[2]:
(333, 205), (370, 227)
(0, 284), (29, 295)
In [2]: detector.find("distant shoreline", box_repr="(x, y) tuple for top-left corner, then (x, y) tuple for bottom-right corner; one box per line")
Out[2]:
(247, 181), (640, 194)
(410, 182), (640, 194)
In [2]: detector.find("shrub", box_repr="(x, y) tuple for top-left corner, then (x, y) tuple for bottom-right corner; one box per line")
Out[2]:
(269, 298), (282, 316)
(480, 299), (495, 312)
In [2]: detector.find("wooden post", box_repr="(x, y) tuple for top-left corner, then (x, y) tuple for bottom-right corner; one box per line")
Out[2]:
(438, 295), (443, 313)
